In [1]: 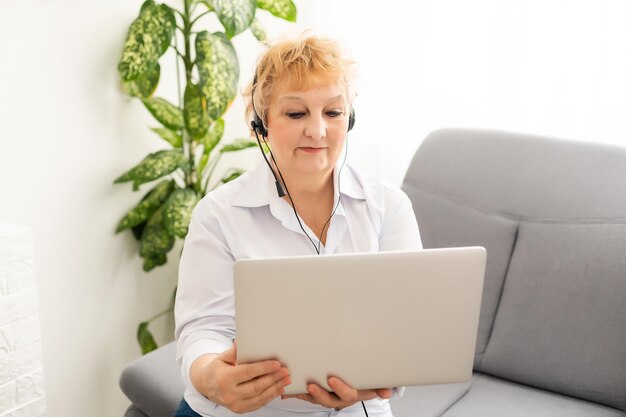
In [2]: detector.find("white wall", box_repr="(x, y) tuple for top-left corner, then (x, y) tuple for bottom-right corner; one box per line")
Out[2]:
(296, 0), (626, 183)
(1, 1), (626, 416)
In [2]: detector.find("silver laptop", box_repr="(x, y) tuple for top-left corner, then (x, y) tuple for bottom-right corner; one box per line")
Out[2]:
(234, 247), (486, 395)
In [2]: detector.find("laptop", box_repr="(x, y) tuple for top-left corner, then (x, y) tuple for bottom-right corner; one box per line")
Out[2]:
(234, 247), (486, 395)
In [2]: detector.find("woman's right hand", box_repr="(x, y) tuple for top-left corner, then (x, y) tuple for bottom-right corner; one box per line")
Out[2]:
(191, 342), (291, 414)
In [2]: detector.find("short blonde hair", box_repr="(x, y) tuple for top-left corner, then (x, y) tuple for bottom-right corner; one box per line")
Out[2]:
(243, 34), (356, 130)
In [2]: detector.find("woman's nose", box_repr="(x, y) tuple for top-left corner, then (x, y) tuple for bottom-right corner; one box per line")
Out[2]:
(304, 114), (327, 140)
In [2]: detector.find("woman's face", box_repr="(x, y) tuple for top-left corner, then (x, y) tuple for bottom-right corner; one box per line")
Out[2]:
(265, 81), (350, 181)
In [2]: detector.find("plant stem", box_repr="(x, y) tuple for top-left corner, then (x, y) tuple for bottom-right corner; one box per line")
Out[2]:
(173, 9), (186, 21)
(190, 10), (211, 27)
(174, 37), (183, 113)
(146, 306), (174, 324)
(182, 0), (196, 189)
(183, 0), (193, 81)
(173, 46), (185, 60)
(203, 152), (222, 194)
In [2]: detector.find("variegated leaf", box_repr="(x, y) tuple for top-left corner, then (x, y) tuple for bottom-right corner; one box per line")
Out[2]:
(150, 127), (183, 148)
(140, 224), (174, 257)
(197, 154), (210, 178)
(162, 188), (200, 238)
(137, 322), (158, 353)
(184, 83), (209, 140)
(122, 63), (160, 98)
(140, 207), (174, 259)
(202, 118), (225, 155)
(153, 4), (177, 55)
(118, 1), (176, 82)
(249, 17), (267, 42)
(220, 138), (257, 153)
(116, 180), (175, 233)
(114, 150), (186, 190)
(142, 97), (184, 130)
(221, 168), (244, 183)
(213, 0), (255, 38)
(257, 0), (297, 22)
(142, 253), (167, 271)
(195, 31), (239, 120)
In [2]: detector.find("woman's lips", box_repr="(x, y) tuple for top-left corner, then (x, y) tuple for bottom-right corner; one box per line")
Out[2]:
(298, 147), (326, 153)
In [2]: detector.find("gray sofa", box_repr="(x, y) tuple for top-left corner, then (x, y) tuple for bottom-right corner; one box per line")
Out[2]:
(120, 128), (626, 417)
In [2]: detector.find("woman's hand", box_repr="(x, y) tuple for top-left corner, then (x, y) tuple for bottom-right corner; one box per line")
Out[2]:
(191, 342), (291, 414)
(283, 376), (392, 410)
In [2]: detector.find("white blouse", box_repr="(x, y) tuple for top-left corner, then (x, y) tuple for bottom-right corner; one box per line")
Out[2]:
(175, 161), (422, 417)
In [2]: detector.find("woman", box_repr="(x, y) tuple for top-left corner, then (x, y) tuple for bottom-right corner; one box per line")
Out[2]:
(174, 34), (422, 417)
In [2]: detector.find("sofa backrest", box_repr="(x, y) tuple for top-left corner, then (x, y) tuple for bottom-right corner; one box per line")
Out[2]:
(402, 128), (626, 411)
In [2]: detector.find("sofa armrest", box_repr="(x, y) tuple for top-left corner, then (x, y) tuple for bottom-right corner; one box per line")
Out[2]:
(124, 405), (150, 417)
(119, 342), (184, 417)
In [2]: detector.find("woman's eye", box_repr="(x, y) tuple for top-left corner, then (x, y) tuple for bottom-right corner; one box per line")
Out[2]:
(286, 112), (305, 119)
(326, 111), (343, 118)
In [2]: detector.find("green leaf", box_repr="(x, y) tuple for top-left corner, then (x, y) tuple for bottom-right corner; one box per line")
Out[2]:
(202, 118), (225, 155)
(118, 1), (176, 82)
(162, 188), (200, 238)
(150, 127), (183, 148)
(122, 63), (160, 98)
(249, 17), (267, 42)
(139, 207), (175, 259)
(118, 1), (159, 82)
(257, 0), (297, 22)
(184, 83), (209, 140)
(197, 153), (210, 177)
(114, 150), (186, 190)
(142, 97), (184, 130)
(143, 253), (167, 271)
(140, 224), (175, 257)
(220, 138), (257, 153)
(221, 168), (244, 183)
(137, 322), (158, 354)
(116, 180), (175, 233)
(195, 31), (239, 120)
(154, 4), (177, 54)
(213, 0), (255, 38)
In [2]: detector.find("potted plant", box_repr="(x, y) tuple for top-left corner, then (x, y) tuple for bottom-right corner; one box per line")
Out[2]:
(114, 0), (296, 353)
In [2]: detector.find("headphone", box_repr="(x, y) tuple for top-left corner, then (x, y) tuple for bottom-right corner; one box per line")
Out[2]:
(249, 72), (354, 254)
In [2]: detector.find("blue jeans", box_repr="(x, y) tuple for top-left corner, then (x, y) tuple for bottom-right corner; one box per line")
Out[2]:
(173, 399), (202, 417)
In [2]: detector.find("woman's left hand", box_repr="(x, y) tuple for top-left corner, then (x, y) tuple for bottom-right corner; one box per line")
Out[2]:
(282, 376), (392, 410)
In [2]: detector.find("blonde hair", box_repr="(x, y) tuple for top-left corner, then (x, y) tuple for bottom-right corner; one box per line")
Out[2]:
(243, 34), (357, 130)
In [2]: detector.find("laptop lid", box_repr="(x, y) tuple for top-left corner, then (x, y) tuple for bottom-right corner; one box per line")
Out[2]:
(234, 247), (486, 395)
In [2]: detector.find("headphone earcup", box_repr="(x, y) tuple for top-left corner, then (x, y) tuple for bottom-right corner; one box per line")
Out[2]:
(252, 111), (268, 137)
(348, 108), (356, 132)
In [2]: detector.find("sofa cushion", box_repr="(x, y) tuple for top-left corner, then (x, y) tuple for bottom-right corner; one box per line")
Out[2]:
(390, 379), (472, 417)
(441, 373), (623, 417)
(119, 342), (183, 417)
(401, 185), (518, 369)
(481, 222), (626, 411)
